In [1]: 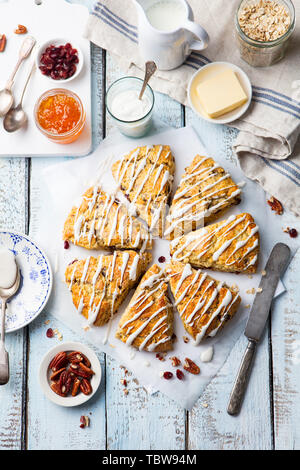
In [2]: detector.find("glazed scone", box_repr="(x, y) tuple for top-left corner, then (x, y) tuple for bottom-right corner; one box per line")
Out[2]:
(63, 186), (152, 251)
(164, 155), (241, 240)
(111, 145), (175, 238)
(167, 261), (241, 344)
(116, 264), (173, 352)
(65, 251), (151, 327)
(170, 213), (259, 274)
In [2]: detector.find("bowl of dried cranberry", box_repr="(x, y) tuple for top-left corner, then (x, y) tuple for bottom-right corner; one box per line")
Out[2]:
(39, 341), (102, 407)
(36, 39), (83, 82)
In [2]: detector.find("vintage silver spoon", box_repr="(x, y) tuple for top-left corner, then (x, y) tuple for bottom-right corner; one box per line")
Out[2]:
(0, 266), (20, 385)
(0, 36), (36, 117)
(4, 62), (36, 132)
(139, 61), (157, 100)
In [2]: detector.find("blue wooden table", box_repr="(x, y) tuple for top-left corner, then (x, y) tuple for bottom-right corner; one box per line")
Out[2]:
(1, 0), (300, 451)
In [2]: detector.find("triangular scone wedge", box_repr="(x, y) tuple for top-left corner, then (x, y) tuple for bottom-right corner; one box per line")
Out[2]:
(111, 145), (175, 238)
(65, 251), (151, 327)
(170, 213), (259, 274)
(116, 264), (174, 352)
(167, 261), (241, 344)
(164, 155), (241, 240)
(63, 186), (152, 251)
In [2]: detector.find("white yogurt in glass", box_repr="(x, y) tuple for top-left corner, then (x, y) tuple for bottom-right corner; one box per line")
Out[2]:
(0, 248), (17, 289)
(110, 90), (152, 122)
(146, 0), (185, 31)
(106, 77), (154, 138)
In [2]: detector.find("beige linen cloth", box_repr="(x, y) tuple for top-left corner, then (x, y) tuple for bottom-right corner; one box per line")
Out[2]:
(85, 0), (300, 217)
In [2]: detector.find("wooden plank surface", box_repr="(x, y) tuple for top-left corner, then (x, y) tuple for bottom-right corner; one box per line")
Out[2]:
(1, 0), (300, 451)
(0, 157), (28, 449)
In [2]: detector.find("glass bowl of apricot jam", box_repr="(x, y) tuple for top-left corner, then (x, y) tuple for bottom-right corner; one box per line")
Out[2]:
(34, 89), (86, 144)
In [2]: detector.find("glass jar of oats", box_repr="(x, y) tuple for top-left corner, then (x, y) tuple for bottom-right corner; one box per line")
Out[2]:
(235, 0), (295, 67)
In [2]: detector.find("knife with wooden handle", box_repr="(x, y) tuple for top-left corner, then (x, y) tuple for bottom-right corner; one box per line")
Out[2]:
(227, 242), (291, 416)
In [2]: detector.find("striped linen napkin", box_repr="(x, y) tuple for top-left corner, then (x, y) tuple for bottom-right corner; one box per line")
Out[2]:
(85, 0), (300, 218)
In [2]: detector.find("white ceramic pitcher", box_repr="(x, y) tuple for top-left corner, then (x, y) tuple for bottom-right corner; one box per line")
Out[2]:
(133, 0), (209, 70)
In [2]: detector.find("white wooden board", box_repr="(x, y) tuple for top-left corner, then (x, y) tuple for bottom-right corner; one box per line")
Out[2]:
(0, 0), (91, 157)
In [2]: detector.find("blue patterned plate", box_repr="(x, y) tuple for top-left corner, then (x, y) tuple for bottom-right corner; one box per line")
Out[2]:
(0, 231), (52, 333)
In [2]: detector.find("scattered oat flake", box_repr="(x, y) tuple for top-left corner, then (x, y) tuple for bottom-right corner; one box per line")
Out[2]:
(124, 389), (129, 395)
(245, 304), (251, 308)
(129, 352), (135, 359)
(261, 270), (266, 276)
(247, 274), (253, 279)
(202, 403), (208, 408)
(44, 320), (50, 325)
(109, 343), (116, 348)
(144, 361), (150, 367)
(83, 325), (90, 332)
(257, 287), (263, 293)
(246, 288), (256, 294)
(159, 371), (164, 378)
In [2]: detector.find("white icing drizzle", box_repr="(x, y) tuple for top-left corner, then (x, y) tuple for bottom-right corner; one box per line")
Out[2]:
(120, 267), (172, 351)
(200, 346), (214, 362)
(129, 254), (140, 280)
(164, 156), (241, 237)
(119, 252), (130, 284)
(170, 265), (238, 345)
(71, 186), (150, 250)
(115, 146), (172, 234)
(81, 256), (91, 283)
(171, 214), (258, 271)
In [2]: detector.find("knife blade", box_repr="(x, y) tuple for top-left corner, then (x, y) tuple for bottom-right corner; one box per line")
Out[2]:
(227, 243), (290, 416)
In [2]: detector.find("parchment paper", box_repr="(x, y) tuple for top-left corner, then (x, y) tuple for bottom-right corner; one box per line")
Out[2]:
(30, 126), (289, 409)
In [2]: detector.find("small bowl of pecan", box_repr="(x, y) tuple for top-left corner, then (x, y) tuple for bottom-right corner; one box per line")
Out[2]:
(39, 341), (101, 407)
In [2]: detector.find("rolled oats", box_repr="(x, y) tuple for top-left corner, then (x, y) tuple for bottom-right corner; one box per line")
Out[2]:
(236, 0), (294, 66)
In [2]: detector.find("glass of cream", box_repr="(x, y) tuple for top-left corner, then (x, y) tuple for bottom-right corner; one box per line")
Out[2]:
(106, 77), (154, 138)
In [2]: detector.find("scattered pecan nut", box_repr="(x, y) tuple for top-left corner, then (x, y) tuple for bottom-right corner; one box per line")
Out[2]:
(0, 34), (6, 52)
(14, 24), (27, 34)
(170, 356), (181, 367)
(267, 196), (283, 215)
(183, 358), (200, 375)
(80, 415), (90, 428)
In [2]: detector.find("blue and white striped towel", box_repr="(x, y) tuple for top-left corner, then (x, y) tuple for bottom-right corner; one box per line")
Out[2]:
(85, 0), (300, 217)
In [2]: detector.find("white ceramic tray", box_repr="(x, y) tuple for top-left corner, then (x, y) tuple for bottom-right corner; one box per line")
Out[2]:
(0, 0), (91, 157)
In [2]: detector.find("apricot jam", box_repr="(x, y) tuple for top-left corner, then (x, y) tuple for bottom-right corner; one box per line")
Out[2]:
(34, 89), (85, 144)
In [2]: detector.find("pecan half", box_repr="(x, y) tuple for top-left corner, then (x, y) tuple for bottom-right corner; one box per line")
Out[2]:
(170, 356), (181, 367)
(79, 362), (95, 376)
(14, 24), (27, 34)
(183, 358), (200, 375)
(49, 351), (68, 371)
(0, 34), (6, 52)
(71, 378), (81, 397)
(51, 382), (67, 397)
(80, 378), (93, 395)
(50, 367), (66, 382)
(59, 370), (73, 395)
(267, 196), (283, 215)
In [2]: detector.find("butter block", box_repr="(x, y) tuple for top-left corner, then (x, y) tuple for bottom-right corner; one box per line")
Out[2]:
(196, 69), (248, 118)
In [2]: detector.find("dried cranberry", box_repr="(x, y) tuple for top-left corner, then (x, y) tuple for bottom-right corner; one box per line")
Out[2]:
(39, 42), (78, 79)
(289, 228), (298, 238)
(163, 371), (173, 380)
(46, 328), (54, 338)
(64, 240), (70, 249)
(158, 256), (166, 263)
(176, 369), (184, 380)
